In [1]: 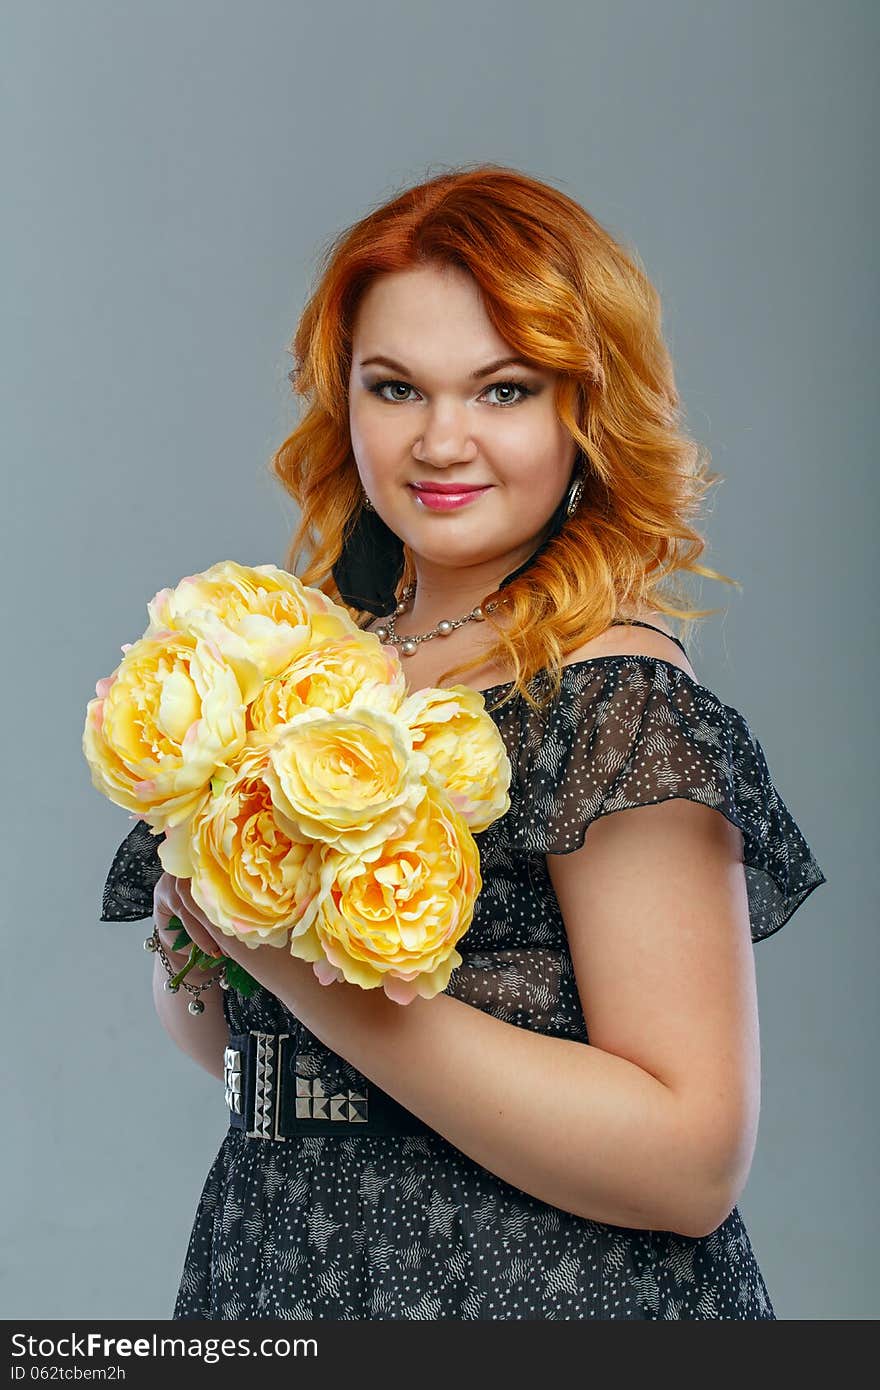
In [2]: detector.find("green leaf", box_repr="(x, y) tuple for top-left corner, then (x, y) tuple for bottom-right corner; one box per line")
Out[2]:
(165, 915), (256, 997)
(223, 959), (260, 999)
(165, 914), (192, 952)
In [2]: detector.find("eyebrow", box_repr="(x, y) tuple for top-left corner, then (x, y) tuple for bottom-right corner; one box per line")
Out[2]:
(358, 353), (536, 380)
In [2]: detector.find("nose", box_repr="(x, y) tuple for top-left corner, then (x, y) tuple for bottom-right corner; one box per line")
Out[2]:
(414, 406), (479, 466)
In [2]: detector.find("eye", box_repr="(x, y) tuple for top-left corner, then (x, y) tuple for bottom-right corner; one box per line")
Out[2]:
(483, 380), (534, 407)
(369, 380), (418, 403)
(368, 379), (535, 407)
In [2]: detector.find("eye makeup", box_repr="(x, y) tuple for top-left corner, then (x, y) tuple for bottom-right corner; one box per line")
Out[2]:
(366, 378), (537, 407)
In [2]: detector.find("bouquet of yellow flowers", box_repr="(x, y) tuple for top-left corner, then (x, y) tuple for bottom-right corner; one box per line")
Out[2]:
(83, 561), (512, 1005)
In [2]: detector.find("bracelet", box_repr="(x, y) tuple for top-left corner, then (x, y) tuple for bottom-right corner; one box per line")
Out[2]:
(144, 925), (228, 1016)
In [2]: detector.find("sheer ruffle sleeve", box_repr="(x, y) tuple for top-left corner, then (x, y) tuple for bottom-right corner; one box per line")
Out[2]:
(99, 818), (167, 922)
(495, 656), (827, 943)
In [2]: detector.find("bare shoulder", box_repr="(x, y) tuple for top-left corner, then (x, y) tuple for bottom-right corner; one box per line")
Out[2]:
(562, 606), (698, 683)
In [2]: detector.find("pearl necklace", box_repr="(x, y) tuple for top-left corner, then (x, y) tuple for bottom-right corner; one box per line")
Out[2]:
(371, 583), (504, 658)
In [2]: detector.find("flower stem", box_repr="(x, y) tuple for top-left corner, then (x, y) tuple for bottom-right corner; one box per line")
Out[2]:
(169, 942), (224, 988)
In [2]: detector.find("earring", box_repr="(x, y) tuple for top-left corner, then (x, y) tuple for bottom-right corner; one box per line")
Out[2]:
(362, 491), (375, 511)
(565, 468), (585, 517)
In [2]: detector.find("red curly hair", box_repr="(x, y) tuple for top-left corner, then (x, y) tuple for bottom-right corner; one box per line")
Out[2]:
(269, 162), (738, 714)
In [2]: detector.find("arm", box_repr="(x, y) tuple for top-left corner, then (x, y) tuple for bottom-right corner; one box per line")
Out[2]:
(101, 826), (228, 1080)
(152, 947), (228, 1081)
(274, 797), (759, 1239)
(152, 948), (227, 1082)
(150, 892), (228, 1082)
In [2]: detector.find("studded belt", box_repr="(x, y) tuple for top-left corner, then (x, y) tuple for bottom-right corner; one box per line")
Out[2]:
(223, 1030), (432, 1140)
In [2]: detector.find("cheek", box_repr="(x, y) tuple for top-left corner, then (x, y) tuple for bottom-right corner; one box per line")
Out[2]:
(494, 423), (572, 491)
(492, 461), (573, 529)
(350, 399), (400, 465)
(492, 402), (559, 456)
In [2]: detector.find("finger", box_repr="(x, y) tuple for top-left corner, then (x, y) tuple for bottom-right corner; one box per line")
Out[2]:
(152, 876), (192, 955)
(165, 880), (224, 959)
(174, 878), (227, 958)
(152, 873), (176, 929)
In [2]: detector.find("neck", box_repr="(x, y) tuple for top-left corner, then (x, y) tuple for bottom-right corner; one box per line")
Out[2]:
(397, 535), (549, 632)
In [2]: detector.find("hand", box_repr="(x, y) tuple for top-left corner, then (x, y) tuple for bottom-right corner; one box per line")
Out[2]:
(153, 871), (225, 965)
(153, 869), (316, 1004)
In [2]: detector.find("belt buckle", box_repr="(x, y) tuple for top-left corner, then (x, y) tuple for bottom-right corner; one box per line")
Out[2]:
(247, 1031), (290, 1141)
(223, 1044), (243, 1115)
(223, 1031), (371, 1139)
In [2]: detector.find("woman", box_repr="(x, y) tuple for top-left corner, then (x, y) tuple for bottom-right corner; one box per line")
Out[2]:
(101, 165), (826, 1319)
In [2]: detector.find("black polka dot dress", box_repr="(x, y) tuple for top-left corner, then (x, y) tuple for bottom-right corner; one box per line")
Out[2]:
(100, 625), (827, 1320)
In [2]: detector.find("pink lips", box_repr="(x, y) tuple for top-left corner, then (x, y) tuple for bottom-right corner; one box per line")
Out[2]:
(409, 485), (492, 511)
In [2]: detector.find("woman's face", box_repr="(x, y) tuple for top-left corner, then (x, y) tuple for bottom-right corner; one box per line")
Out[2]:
(347, 262), (578, 584)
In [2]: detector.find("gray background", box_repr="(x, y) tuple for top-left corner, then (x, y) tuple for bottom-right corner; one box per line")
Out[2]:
(3, 0), (874, 1320)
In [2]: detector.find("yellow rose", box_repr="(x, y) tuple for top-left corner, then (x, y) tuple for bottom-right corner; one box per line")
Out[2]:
(247, 630), (407, 745)
(144, 560), (361, 693)
(82, 627), (246, 830)
(262, 706), (431, 856)
(399, 685), (512, 833)
(157, 742), (325, 948)
(289, 781), (482, 1003)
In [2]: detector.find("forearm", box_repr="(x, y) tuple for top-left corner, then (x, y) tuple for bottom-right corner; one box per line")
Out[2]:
(281, 967), (727, 1238)
(152, 953), (227, 1082)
